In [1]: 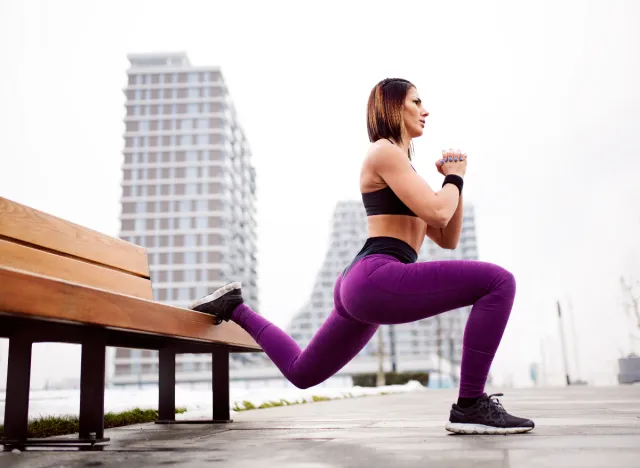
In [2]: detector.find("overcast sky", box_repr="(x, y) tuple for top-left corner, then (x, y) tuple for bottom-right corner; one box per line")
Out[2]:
(1, 0), (639, 389)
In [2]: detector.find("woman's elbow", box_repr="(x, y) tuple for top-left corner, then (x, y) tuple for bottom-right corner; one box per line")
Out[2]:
(441, 239), (458, 250)
(428, 210), (450, 229)
(427, 218), (448, 229)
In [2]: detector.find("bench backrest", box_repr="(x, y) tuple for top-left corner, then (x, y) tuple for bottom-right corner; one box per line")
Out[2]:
(0, 197), (153, 300)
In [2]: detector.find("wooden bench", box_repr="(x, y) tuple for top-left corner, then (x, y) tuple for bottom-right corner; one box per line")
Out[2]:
(0, 196), (262, 450)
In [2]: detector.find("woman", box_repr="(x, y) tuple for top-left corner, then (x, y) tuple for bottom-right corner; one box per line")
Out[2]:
(190, 78), (534, 435)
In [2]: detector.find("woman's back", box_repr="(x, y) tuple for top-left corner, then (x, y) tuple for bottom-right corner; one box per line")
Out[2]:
(360, 139), (428, 254)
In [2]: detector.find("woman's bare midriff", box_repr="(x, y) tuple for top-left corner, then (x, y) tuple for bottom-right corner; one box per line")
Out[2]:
(366, 215), (426, 254)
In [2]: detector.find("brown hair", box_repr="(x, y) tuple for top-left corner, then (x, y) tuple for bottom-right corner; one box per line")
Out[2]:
(366, 78), (415, 158)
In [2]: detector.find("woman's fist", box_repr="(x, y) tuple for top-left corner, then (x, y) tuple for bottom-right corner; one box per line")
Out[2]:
(436, 149), (467, 177)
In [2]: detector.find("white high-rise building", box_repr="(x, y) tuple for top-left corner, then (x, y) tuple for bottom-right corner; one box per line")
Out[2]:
(111, 52), (258, 387)
(287, 200), (479, 368)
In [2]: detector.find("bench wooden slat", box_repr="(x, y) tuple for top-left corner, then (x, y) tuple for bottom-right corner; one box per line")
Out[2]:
(0, 266), (261, 352)
(0, 197), (149, 278)
(0, 239), (153, 300)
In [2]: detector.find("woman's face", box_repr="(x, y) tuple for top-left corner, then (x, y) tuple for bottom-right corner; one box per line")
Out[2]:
(402, 87), (429, 139)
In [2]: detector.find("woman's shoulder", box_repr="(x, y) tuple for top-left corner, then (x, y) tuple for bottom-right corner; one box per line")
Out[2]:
(366, 139), (407, 166)
(369, 138), (395, 152)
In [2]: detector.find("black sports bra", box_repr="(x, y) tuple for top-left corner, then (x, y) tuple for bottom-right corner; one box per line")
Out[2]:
(361, 185), (417, 217)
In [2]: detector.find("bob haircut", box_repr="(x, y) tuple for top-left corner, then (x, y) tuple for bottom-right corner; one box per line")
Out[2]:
(366, 78), (415, 159)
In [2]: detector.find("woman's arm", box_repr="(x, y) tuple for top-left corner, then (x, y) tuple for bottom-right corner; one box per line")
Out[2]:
(425, 194), (463, 249)
(373, 144), (460, 228)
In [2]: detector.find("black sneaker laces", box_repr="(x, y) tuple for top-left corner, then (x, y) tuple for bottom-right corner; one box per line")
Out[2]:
(486, 393), (507, 416)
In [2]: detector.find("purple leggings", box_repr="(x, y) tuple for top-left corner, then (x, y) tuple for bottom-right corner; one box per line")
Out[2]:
(231, 254), (516, 397)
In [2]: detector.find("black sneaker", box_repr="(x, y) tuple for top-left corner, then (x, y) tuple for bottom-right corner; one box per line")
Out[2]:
(188, 282), (243, 325)
(445, 393), (535, 435)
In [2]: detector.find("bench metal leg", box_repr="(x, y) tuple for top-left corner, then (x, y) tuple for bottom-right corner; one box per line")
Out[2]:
(212, 347), (231, 422)
(158, 348), (176, 422)
(2, 332), (109, 450)
(79, 332), (108, 441)
(2, 334), (33, 444)
(155, 347), (232, 424)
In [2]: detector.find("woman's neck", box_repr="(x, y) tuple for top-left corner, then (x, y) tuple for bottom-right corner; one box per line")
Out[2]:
(389, 136), (411, 157)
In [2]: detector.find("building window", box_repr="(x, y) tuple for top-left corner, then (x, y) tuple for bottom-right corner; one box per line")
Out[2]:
(185, 252), (196, 265)
(115, 364), (132, 375)
(174, 235), (184, 247)
(207, 234), (222, 244)
(159, 235), (172, 247)
(186, 183), (197, 195)
(196, 217), (207, 229)
(185, 234), (196, 247)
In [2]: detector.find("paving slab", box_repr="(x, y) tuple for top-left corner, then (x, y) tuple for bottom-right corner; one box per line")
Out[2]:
(1, 385), (639, 467)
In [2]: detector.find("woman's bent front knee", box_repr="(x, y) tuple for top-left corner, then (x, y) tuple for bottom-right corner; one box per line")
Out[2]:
(488, 265), (516, 297)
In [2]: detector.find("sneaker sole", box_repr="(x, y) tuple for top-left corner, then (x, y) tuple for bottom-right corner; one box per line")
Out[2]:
(445, 422), (533, 435)
(188, 281), (242, 310)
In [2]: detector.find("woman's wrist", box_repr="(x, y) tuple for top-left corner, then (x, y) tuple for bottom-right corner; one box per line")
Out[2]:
(442, 174), (464, 195)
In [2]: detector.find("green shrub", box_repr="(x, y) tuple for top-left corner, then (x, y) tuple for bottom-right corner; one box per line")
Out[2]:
(0, 407), (187, 439)
(352, 372), (429, 387)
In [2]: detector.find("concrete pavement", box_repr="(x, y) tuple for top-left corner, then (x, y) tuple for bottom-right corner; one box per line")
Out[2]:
(1, 385), (639, 467)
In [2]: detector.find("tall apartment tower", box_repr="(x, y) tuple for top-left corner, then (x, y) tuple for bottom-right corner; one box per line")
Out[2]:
(287, 200), (478, 367)
(112, 52), (258, 387)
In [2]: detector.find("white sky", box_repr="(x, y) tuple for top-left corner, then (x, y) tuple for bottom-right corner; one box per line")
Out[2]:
(1, 0), (639, 389)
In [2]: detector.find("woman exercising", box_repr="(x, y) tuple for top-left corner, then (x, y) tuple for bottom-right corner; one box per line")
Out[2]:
(190, 78), (534, 435)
